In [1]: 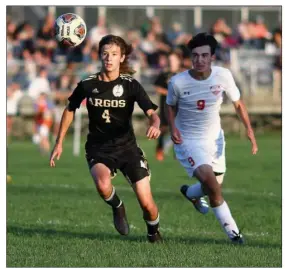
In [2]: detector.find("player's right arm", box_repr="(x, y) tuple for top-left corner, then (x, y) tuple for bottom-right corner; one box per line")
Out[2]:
(50, 82), (86, 167)
(166, 80), (182, 144)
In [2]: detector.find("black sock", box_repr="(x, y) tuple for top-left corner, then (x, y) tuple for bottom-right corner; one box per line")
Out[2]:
(103, 187), (122, 208)
(157, 135), (164, 151)
(145, 214), (160, 235)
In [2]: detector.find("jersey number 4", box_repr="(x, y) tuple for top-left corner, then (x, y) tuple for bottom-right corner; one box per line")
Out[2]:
(102, 109), (111, 123)
(197, 100), (205, 110)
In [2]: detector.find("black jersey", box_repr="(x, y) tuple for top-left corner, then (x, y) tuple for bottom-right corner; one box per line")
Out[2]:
(68, 73), (158, 149)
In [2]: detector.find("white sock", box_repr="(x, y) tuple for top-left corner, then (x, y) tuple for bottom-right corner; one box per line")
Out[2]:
(212, 201), (240, 239)
(145, 214), (160, 226)
(186, 183), (205, 199)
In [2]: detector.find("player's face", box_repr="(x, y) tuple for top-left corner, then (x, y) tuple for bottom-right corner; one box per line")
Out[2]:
(101, 44), (125, 73)
(191, 45), (213, 73)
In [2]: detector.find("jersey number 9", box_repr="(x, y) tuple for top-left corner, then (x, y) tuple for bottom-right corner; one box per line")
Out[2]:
(197, 100), (205, 110)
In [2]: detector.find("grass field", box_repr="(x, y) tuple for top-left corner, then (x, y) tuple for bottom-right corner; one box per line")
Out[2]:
(7, 133), (282, 267)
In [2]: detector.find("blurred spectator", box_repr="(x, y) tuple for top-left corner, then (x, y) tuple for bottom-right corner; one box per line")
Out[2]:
(7, 50), (19, 78)
(140, 17), (152, 38)
(33, 93), (54, 154)
(52, 73), (73, 139)
(22, 49), (37, 83)
(126, 29), (146, 63)
(28, 68), (51, 100)
(237, 20), (252, 47)
(139, 17), (172, 68)
(67, 42), (85, 63)
(156, 52), (168, 71)
(272, 28), (282, 68)
(33, 48), (52, 69)
(210, 18), (235, 63)
(89, 16), (108, 46)
(210, 18), (232, 44)
(153, 51), (183, 161)
(7, 82), (24, 139)
(37, 13), (57, 58)
(272, 27), (282, 101)
(167, 22), (184, 45)
(18, 22), (36, 55)
(150, 16), (172, 53)
(7, 17), (17, 53)
(175, 33), (192, 69)
(253, 15), (272, 49)
(125, 29), (147, 80)
(238, 16), (272, 50)
(140, 31), (158, 66)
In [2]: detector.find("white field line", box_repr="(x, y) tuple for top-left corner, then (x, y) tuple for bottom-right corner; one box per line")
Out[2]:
(14, 183), (279, 198)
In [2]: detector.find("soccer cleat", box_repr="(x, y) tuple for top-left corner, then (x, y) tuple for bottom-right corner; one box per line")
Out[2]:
(112, 203), (129, 235)
(231, 230), (244, 244)
(156, 149), (164, 161)
(180, 185), (209, 214)
(147, 231), (163, 243)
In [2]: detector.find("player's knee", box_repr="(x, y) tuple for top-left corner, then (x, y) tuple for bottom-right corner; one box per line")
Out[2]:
(95, 177), (111, 192)
(201, 174), (222, 197)
(194, 166), (219, 188)
(194, 165), (214, 184)
(141, 201), (157, 215)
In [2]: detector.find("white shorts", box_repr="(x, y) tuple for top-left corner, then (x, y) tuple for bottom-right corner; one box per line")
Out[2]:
(174, 136), (226, 178)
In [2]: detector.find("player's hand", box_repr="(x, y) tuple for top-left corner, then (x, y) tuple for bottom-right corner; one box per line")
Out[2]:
(50, 143), (63, 167)
(171, 127), (182, 144)
(247, 128), (258, 155)
(146, 125), (161, 140)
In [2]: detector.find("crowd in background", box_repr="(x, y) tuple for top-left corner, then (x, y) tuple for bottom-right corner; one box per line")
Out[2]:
(7, 12), (282, 87)
(7, 12), (282, 147)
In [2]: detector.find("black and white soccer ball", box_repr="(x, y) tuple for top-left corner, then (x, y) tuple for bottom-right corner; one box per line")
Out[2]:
(54, 13), (87, 47)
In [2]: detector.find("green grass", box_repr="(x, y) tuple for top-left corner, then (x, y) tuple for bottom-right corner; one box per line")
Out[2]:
(7, 133), (282, 267)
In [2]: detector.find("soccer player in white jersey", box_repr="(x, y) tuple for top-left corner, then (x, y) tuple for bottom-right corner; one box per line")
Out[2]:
(166, 33), (258, 243)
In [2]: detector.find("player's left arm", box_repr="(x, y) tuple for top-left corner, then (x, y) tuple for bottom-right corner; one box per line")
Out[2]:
(225, 69), (258, 155)
(146, 109), (161, 140)
(232, 100), (258, 154)
(134, 80), (161, 140)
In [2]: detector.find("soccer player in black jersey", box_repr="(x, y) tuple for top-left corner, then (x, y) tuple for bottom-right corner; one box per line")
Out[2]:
(154, 51), (183, 161)
(49, 35), (162, 243)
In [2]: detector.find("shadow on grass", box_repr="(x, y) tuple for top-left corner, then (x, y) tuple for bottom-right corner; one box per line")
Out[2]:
(7, 225), (281, 250)
(7, 225), (145, 242)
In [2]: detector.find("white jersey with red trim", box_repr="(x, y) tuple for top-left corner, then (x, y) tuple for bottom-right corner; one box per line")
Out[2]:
(166, 66), (240, 141)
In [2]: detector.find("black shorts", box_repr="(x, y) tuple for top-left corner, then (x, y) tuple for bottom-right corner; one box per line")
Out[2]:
(85, 144), (150, 184)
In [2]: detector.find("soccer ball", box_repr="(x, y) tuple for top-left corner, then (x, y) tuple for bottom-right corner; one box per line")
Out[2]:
(54, 13), (87, 47)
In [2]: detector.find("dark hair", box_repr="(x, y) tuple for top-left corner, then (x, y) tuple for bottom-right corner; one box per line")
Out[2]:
(98, 34), (135, 75)
(187, 33), (218, 55)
